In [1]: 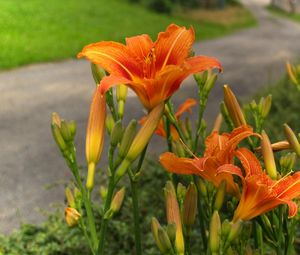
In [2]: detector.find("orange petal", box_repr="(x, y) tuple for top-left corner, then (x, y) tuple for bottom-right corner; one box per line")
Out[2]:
(126, 34), (154, 61)
(235, 148), (262, 176)
(185, 55), (223, 74)
(204, 131), (229, 157)
(78, 41), (142, 79)
(155, 24), (195, 70)
(99, 75), (131, 94)
(217, 164), (244, 179)
(275, 172), (300, 200)
(175, 98), (197, 118)
(284, 200), (298, 218)
(159, 152), (201, 175)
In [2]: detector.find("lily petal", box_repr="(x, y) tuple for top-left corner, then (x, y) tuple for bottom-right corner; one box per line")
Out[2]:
(185, 55), (223, 74)
(126, 34), (154, 62)
(175, 98), (197, 118)
(155, 24), (195, 70)
(235, 148), (262, 176)
(78, 41), (141, 79)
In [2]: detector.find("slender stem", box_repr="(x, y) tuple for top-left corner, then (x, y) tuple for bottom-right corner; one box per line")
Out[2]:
(97, 176), (115, 255)
(193, 99), (206, 153)
(130, 177), (142, 255)
(71, 163), (98, 251)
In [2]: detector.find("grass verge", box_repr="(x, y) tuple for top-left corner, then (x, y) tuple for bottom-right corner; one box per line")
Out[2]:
(267, 4), (300, 23)
(0, 0), (256, 70)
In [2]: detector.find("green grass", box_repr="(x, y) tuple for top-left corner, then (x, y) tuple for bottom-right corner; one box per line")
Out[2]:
(268, 4), (300, 23)
(0, 0), (256, 70)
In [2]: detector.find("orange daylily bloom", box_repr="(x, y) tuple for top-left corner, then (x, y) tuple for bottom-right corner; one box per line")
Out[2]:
(140, 98), (196, 140)
(78, 24), (222, 110)
(219, 147), (300, 222)
(160, 125), (258, 195)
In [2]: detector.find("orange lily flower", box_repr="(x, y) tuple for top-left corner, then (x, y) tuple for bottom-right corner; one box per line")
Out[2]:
(140, 98), (196, 140)
(160, 125), (258, 195)
(78, 24), (222, 110)
(219, 147), (300, 222)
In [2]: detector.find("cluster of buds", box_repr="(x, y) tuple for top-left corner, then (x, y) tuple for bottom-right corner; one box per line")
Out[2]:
(64, 186), (82, 227)
(51, 112), (77, 165)
(249, 95), (272, 120)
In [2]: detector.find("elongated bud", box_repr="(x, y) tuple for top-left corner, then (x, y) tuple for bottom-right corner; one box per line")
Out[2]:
(100, 185), (108, 201)
(283, 123), (300, 157)
(65, 187), (75, 208)
(177, 183), (187, 204)
(110, 187), (126, 213)
(261, 95), (272, 118)
(227, 220), (242, 242)
(223, 85), (246, 127)
(255, 140), (291, 152)
(51, 123), (67, 151)
(151, 217), (169, 254)
(209, 211), (221, 253)
(118, 120), (137, 159)
(111, 120), (123, 147)
(68, 120), (77, 138)
(157, 228), (172, 254)
(105, 114), (115, 135)
(249, 100), (257, 112)
(65, 207), (81, 227)
(221, 219), (231, 238)
(115, 103), (164, 181)
(194, 70), (208, 89)
(280, 152), (296, 173)
(203, 73), (217, 95)
(166, 223), (176, 243)
(164, 181), (184, 254)
(197, 178), (208, 198)
(86, 87), (106, 190)
(116, 84), (128, 119)
(286, 62), (300, 86)
(52, 112), (62, 127)
(91, 63), (106, 84)
(261, 131), (277, 180)
(60, 120), (73, 142)
(212, 113), (223, 132)
(214, 180), (226, 211)
(183, 183), (198, 228)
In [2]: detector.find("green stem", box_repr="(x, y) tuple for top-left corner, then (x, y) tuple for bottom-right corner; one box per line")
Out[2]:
(130, 177), (142, 255)
(97, 176), (115, 255)
(71, 163), (98, 251)
(193, 99), (206, 153)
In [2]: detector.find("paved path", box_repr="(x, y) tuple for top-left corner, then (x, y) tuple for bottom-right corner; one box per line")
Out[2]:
(1, 0), (300, 233)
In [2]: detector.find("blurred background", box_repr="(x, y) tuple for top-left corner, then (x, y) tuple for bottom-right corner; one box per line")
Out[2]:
(1, 0), (300, 251)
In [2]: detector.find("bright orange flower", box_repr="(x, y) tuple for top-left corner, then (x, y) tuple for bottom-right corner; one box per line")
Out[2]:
(140, 98), (196, 140)
(160, 125), (257, 195)
(78, 24), (222, 110)
(219, 147), (300, 222)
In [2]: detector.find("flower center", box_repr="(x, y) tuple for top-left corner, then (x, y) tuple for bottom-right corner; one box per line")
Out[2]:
(143, 48), (156, 79)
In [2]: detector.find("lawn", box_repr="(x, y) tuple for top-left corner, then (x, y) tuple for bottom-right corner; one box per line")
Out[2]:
(0, 0), (256, 70)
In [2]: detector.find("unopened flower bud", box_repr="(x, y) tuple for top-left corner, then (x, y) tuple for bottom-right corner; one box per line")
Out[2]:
(214, 180), (226, 211)
(223, 85), (246, 127)
(100, 185), (108, 201)
(227, 220), (242, 243)
(203, 73), (217, 95)
(261, 131), (277, 180)
(194, 70), (208, 89)
(65, 207), (81, 227)
(221, 219), (231, 238)
(151, 218), (169, 254)
(60, 120), (73, 142)
(65, 187), (75, 208)
(52, 112), (62, 127)
(183, 183), (198, 228)
(166, 223), (176, 243)
(118, 119), (137, 159)
(209, 211), (221, 253)
(164, 181), (185, 254)
(105, 114), (115, 135)
(197, 178), (207, 198)
(157, 227), (172, 254)
(212, 113), (223, 132)
(284, 123), (300, 157)
(280, 152), (296, 173)
(86, 87), (106, 190)
(249, 100), (257, 112)
(286, 62), (300, 87)
(110, 120), (123, 147)
(51, 123), (67, 151)
(115, 103), (164, 181)
(110, 187), (126, 213)
(261, 95), (272, 118)
(177, 183), (187, 204)
(116, 85), (128, 119)
(91, 63), (106, 84)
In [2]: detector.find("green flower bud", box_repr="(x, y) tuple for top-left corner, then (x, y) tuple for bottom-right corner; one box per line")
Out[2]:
(183, 183), (197, 228)
(209, 211), (221, 253)
(110, 120), (123, 147)
(284, 123), (300, 157)
(157, 227), (172, 254)
(166, 223), (176, 243)
(105, 114), (115, 135)
(60, 120), (73, 142)
(214, 180), (226, 211)
(51, 124), (67, 151)
(91, 63), (106, 84)
(118, 119), (137, 159)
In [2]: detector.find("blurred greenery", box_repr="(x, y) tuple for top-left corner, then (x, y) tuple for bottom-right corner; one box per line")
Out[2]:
(0, 0), (255, 70)
(267, 4), (300, 22)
